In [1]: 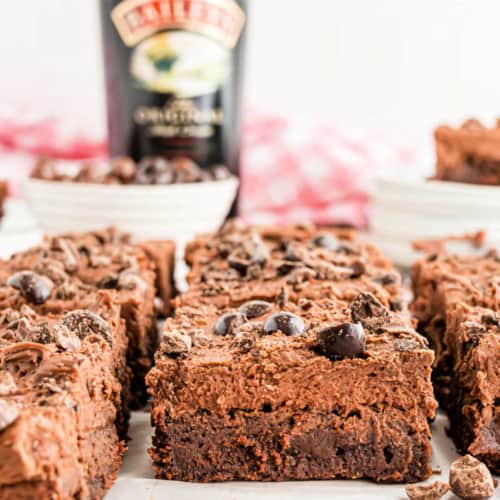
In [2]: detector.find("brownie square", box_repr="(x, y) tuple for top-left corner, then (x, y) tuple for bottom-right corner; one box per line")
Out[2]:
(179, 222), (403, 312)
(412, 249), (500, 473)
(434, 119), (500, 185)
(0, 293), (127, 498)
(148, 284), (436, 482)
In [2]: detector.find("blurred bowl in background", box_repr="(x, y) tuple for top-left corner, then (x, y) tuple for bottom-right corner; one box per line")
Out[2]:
(23, 176), (238, 245)
(372, 175), (500, 267)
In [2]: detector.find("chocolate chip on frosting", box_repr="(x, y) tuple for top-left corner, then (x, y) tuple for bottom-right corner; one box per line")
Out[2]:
(317, 323), (366, 359)
(160, 330), (192, 355)
(350, 292), (390, 331)
(0, 400), (18, 432)
(405, 481), (450, 500)
(449, 455), (496, 500)
(7, 271), (54, 305)
(263, 312), (306, 337)
(214, 312), (245, 336)
(310, 233), (339, 250)
(239, 300), (272, 319)
(61, 310), (112, 345)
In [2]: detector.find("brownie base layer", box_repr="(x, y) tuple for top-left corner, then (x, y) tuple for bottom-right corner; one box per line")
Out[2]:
(435, 159), (500, 186)
(150, 410), (432, 483)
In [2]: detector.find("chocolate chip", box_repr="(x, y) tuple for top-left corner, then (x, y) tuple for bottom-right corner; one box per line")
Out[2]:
(263, 312), (306, 337)
(96, 275), (119, 289)
(7, 271), (54, 305)
(310, 233), (339, 250)
(135, 157), (173, 184)
(239, 300), (272, 319)
(33, 259), (68, 285)
(110, 156), (137, 183)
(160, 330), (192, 355)
(250, 242), (270, 267)
(350, 292), (390, 331)
(228, 254), (249, 274)
(317, 323), (366, 359)
(170, 158), (201, 183)
(449, 455), (495, 500)
(374, 272), (400, 286)
(61, 310), (112, 345)
(214, 312), (245, 336)
(350, 260), (366, 278)
(0, 400), (18, 432)
(405, 481), (450, 500)
(51, 237), (79, 272)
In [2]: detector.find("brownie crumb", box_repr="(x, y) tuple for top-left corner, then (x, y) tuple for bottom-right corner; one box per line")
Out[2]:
(449, 455), (496, 500)
(405, 481), (450, 500)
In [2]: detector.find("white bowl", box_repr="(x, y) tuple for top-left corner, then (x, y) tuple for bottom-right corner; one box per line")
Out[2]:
(372, 174), (500, 267)
(23, 177), (238, 244)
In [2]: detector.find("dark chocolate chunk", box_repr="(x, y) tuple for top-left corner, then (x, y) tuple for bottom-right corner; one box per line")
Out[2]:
(7, 271), (54, 305)
(214, 312), (245, 336)
(350, 260), (366, 278)
(0, 400), (18, 432)
(239, 300), (272, 319)
(449, 455), (495, 500)
(135, 157), (173, 184)
(53, 324), (82, 351)
(374, 272), (400, 286)
(310, 233), (339, 250)
(161, 331), (192, 355)
(263, 312), (306, 337)
(350, 292), (390, 331)
(96, 275), (119, 289)
(405, 481), (450, 500)
(61, 310), (112, 345)
(317, 323), (366, 359)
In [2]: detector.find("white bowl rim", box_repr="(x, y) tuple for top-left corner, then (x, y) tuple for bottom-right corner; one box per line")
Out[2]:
(376, 173), (500, 195)
(24, 175), (239, 193)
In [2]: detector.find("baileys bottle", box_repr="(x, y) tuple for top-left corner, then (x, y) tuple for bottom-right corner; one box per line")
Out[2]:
(100, 0), (247, 178)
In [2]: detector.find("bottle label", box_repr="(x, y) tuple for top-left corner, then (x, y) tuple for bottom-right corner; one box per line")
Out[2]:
(112, 0), (245, 48)
(107, 0), (245, 165)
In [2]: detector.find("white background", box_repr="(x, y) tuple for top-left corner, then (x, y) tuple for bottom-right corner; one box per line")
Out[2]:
(1, 0), (500, 147)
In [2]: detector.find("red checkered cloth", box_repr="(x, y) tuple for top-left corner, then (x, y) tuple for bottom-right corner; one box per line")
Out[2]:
(0, 109), (416, 228)
(239, 110), (417, 228)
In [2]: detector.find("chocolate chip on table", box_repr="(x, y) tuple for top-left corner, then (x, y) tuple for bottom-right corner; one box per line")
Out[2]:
(405, 481), (450, 500)
(239, 300), (272, 319)
(317, 323), (366, 359)
(110, 156), (137, 183)
(350, 292), (390, 331)
(160, 330), (192, 355)
(0, 400), (18, 432)
(214, 312), (246, 336)
(61, 310), (112, 345)
(135, 157), (173, 184)
(310, 233), (339, 250)
(449, 455), (496, 500)
(263, 312), (306, 337)
(7, 271), (54, 305)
